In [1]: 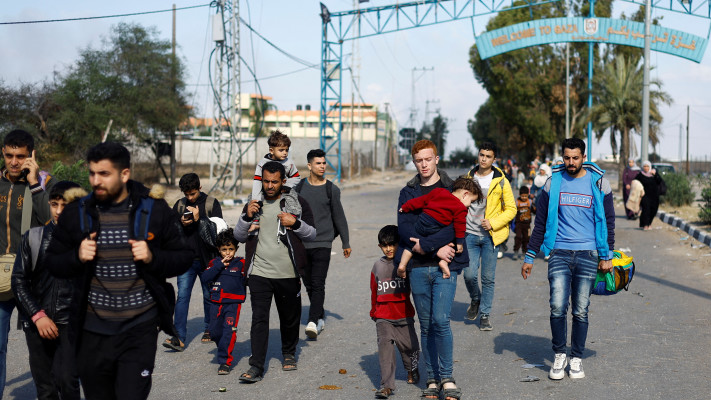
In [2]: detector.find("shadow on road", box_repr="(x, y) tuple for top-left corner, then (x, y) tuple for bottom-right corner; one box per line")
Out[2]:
(359, 352), (381, 389)
(634, 270), (711, 301)
(6, 371), (33, 399)
(493, 332), (597, 373)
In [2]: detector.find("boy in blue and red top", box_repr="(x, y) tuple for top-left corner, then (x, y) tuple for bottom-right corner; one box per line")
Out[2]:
(370, 225), (420, 399)
(202, 229), (246, 375)
(521, 138), (615, 381)
(397, 177), (481, 279)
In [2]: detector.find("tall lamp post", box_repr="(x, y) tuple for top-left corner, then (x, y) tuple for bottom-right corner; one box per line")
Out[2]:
(641, 0), (652, 163)
(586, 0), (596, 156)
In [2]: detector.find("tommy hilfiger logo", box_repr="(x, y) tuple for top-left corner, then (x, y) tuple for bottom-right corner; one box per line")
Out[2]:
(559, 192), (592, 208)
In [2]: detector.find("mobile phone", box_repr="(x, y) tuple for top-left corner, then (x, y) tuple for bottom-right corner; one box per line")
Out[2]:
(183, 211), (193, 218)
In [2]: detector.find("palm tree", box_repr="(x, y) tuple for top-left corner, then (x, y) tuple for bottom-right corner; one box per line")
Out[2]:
(587, 55), (672, 189)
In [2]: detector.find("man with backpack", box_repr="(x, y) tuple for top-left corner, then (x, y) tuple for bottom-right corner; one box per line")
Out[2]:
(0, 129), (54, 398)
(294, 149), (350, 339)
(521, 138), (615, 381)
(46, 142), (192, 399)
(163, 173), (223, 351)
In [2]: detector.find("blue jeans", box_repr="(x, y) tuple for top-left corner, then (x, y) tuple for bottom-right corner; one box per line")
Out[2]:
(0, 299), (14, 398)
(409, 267), (457, 381)
(547, 250), (599, 358)
(463, 233), (498, 317)
(174, 260), (210, 343)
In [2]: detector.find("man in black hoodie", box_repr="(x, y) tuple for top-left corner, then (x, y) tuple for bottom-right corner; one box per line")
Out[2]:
(163, 173), (222, 351)
(46, 142), (191, 400)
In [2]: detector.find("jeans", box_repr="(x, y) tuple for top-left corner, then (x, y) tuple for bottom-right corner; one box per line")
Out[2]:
(463, 233), (498, 316)
(174, 260), (210, 343)
(547, 249), (599, 358)
(0, 299), (14, 399)
(409, 267), (457, 381)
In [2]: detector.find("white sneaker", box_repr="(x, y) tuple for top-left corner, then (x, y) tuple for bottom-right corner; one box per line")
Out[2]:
(316, 318), (325, 334)
(305, 322), (318, 339)
(497, 251), (503, 259)
(568, 357), (585, 379)
(549, 353), (567, 380)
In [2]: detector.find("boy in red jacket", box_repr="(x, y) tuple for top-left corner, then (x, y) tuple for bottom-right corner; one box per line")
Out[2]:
(398, 177), (482, 279)
(370, 225), (420, 399)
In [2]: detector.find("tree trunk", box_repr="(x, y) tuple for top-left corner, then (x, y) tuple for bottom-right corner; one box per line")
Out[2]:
(618, 126), (630, 191)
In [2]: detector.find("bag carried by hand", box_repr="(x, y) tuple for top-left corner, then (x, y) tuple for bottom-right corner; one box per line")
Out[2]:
(591, 250), (635, 296)
(0, 254), (17, 301)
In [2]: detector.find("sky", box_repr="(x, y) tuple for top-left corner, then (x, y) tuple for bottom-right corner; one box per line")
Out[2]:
(1, 0), (710, 163)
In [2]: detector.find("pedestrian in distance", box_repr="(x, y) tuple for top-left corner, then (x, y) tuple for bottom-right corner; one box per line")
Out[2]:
(164, 172), (223, 351)
(293, 149), (351, 340)
(634, 161), (663, 231)
(512, 186), (535, 260)
(397, 140), (462, 400)
(397, 177), (481, 279)
(462, 142), (517, 331)
(11, 181), (85, 400)
(622, 158), (641, 220)
(0, 129), (54, 399)
(201, 228), (246, 376)
(234, 161), (316, 383)
(370, 225), (420, 399)
(46, 142), (193, 400)
(521, 138), (615, 381)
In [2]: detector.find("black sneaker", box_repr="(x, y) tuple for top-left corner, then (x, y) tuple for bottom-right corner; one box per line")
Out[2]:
(466, 300), (480, 321)
(479, 316), (493, 331)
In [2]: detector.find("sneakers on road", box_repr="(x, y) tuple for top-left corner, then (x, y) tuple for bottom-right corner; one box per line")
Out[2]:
(497, 251), (504, 259)
(466, 300), (480, 321)
(549, 353), (568, 380)
(317, 318), (325, 334)
(305, 321), (318, 339)
(568, 357), (585, 379)
(479, 316), (492, 331)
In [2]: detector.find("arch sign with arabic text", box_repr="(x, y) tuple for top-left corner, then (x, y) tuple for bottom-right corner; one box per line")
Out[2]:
(476, 17), (707, 63)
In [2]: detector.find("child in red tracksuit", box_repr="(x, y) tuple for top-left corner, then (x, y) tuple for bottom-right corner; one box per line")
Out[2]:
(202, 229), (246, 375)
(370, 225), (420, 399)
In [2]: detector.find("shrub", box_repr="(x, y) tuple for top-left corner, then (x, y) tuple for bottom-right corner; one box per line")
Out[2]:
(659, 173), (694, 207)
(50, 160), (90, 191)
(700, 183), (711, 225)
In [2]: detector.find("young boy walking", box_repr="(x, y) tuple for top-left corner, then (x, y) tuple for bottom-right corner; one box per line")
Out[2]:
(397, 177), (481, 279)
(370, 225), (420, 399)
(11, 181), (85, 399)
(513, 186), (535, 259)
(201, 229), (246, 375)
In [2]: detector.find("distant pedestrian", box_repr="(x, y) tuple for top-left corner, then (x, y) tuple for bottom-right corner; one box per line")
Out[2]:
(294, 149), (351, 340)
(462, 142), (516, 331)
(370, 225), (420, 399)
(201, 229), (246, 375)
(521, 138), (615, 381)
(11, 181), (84, 400)
(512, 186), (535, 260)
(46, 142), (192, 399)
(623, 159), (641, 219)
(234, 161), (316, 383)
(634, 161), (663, 230)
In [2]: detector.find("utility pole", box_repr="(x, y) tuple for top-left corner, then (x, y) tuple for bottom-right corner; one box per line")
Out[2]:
(686, 105), (690, 175)
(349, 93), (355, 179)
(641, 0), (652, 163)
(678, 123), (682, 164)
(565, 41), (570, 139)
(408, 67), (434, 129)
(170, 4), (177, 186)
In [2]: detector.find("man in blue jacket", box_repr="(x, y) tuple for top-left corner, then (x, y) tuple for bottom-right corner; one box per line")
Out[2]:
(521, 138), (614, 381)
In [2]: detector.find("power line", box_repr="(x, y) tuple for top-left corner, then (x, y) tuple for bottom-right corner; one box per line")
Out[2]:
(238, 16), (317, 68)
(0, 4), (210, 25)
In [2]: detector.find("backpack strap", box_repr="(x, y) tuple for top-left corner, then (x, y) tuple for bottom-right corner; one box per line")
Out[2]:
(205, 195), (215, 217)
(21, 185), (32, 234)
(134, 197), (154, 241)
(78, 195), (94, 237)
(177, 198), (187, 215)
(28, 226), (43, 272)
(294, 179), (305, 194)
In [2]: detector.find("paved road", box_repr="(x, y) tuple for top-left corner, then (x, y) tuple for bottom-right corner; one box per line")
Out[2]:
(4, 169), (711, 399)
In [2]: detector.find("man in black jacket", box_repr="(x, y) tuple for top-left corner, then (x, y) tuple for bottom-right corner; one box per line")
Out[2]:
(11, 181), (85, 400)
(234, 161), (316, 383)
(46, 142), (192, 400)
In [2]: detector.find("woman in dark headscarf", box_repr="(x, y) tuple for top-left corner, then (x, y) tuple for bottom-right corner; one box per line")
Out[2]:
(634, 161), (662, 230)
(623, 158), (641, 219)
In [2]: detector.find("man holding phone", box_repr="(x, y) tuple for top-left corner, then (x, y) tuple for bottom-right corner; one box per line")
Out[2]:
(0, 129), (54, 397)
(163, 173), (222, 351)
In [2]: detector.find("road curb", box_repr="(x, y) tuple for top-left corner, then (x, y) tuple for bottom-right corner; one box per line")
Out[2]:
(657, 210), (711, 247)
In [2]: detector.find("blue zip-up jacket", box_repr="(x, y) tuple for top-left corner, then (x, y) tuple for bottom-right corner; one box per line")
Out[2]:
(202, 257), (247, 304)
(396, 170), (467, 272)
(525, 162), (615, 264)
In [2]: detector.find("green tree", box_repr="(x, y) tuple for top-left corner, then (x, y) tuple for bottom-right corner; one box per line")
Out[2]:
(418, 113), (448, 156)
(587, 55), (671, 188)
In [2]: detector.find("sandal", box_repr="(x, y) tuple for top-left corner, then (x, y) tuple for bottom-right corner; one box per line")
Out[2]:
(375, 387), (393, 398)
(407, 369), (420, 384)
(201, 331), (211, 343)
(282, 354), (298, 371)
(420, 378), (439, 399)
(440, 378), (462, 400)
(217, 364), (230, 375)
(239, 366), (263, 383)
(162, 336), (185, 352)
